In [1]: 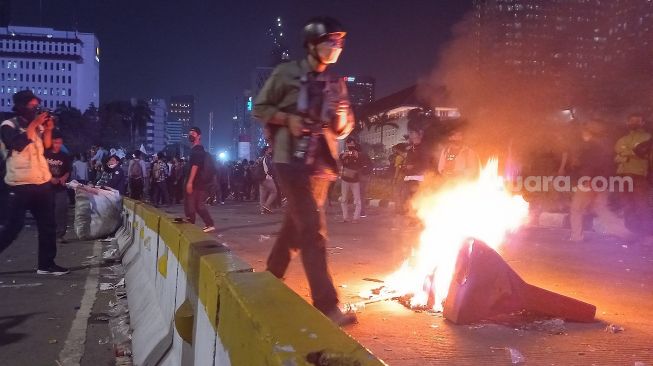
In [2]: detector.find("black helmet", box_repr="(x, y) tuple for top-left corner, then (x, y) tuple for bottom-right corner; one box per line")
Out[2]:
(302, 17), (346, 47)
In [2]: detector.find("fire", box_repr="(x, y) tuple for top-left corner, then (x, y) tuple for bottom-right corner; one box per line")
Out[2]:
(385, 158), (529, 311)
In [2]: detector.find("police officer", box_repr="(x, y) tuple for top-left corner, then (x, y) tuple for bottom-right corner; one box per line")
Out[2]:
(253, 16), (356, 326)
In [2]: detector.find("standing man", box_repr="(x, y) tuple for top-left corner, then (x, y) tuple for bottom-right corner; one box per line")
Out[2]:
(258, 146), (277, 214)
(128, 150), (146, 200)
(253, 16), (356, 326)
(339, 138), (362, 223)
(357, 143), (372, 218)
(45, 130), (72, 242)
(615, 113), (651, 232)
(0, 90), (68, 275)
(185, 127), (216, 233)
(152, 152), (170, 207)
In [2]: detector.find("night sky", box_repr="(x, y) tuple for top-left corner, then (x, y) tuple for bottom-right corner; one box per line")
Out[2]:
(9, 0), (472, 149)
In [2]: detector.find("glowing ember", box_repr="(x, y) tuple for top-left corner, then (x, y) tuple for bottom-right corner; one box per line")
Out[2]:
(385, 158), (529, 311)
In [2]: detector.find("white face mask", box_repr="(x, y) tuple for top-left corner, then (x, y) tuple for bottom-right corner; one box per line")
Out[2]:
(108, 163), (118, 169)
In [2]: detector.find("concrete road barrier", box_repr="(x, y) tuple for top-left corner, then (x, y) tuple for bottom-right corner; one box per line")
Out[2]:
(119, 199), (386, 366)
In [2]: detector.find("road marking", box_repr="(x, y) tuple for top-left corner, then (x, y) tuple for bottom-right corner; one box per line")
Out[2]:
(0, 282), (43, 288)
(58, 240), (102, 366)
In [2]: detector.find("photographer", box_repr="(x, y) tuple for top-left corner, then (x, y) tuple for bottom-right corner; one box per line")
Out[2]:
(253, 17), (355, 326)
(339, 138), (362, 223)
(0, 90), (69, 275)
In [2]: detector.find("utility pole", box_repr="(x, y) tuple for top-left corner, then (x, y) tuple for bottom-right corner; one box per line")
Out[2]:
(208, 111), (214, 154)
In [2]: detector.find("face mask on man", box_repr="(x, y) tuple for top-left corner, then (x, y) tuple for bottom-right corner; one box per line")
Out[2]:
(108, 162), (118, 169)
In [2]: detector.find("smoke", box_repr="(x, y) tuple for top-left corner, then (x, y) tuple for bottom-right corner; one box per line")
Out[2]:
(418, 2), (653, 165)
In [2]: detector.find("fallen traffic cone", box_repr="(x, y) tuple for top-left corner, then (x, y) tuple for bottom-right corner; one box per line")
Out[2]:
(443, 239), (596, 324)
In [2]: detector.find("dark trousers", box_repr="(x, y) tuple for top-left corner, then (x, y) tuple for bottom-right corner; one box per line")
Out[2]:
(266, 163), (338, 314)
(184, 189), (214, 227)
(152, 181), (170, 206)
(359, 174), (370, 215)
(219, 182), (229, 203)
(129, 178), (144, 200)
(53, 188), (69, 238)
(0, 183), (57, 268)
(621, 175), (651, 233)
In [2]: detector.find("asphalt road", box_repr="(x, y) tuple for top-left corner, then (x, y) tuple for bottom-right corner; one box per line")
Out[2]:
(165, 200), (653, 366)
(0, 218), (116, 366)
(2, 200), (652, 366)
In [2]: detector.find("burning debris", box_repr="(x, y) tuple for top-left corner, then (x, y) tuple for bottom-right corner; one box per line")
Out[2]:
(352, 159), (596, 327)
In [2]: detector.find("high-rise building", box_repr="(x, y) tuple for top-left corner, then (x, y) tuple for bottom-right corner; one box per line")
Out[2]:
(0, 0), (11, 28)
(146, 98), (166, 153)
(267, 17), (290, 66)
(345, 76), (376, 107)
(168, 95), (194, 132)
(165, 120), (183, 146)
(472, 0), (653, 109)
(0, 25), (99, 112)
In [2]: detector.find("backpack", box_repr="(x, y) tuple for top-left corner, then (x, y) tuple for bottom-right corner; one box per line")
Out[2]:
(200, 152), (217, 185)
(129, 159), (144, 179)
(252, 160), (266, 183)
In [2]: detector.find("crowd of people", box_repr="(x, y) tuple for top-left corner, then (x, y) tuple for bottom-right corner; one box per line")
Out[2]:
(2, 16), (652, 330)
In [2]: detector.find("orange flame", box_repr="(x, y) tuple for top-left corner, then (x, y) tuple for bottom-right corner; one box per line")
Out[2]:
(385, 158), (529, 311)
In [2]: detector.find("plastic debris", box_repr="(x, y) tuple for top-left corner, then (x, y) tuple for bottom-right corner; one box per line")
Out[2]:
(274, 344), (296, 353)
(98, 337), (110, 345)
(506, 347), (526, 365)
(524, 318), (566, 335)
(259, 235), (271, 242)
(605, 324), (625, 333)
(342, 302), (365, 313)
(102, 248), (118, 259)
(308, 333), (318, 339)
(48, 339), (58, 344)
(339, 284), (347, 288)
(99, 283), (114, 291)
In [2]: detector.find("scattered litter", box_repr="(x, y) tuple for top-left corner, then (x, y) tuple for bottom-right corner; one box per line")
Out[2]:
(468, 324), (486, 330)
(98, 337), (110, 345)
(259, 235), (271, 242)
(506, 347), (526, 365)
(430, 324), (439, 328)
(274, 344), (295, 353)
(384, 348), (392, 352)
(70, 284), (78, 288)
(523, 318), (566, 335)
(622, 245), (628, 248)
(300, 328), (307, 333)
(339, 284), (347, 288)
(626, 268), (631, 272)
(100, 283), (115, 291)
(109, 315), (132, 344)
(86, 255), (97, 259)
(326, 246), (344, 250)
(605, 324), (625, 333)
(0, 282), (43, 289)
(102, 248), (118, 259)
(308, 333), (318, 339)
(97, 238), (114, 242)
(48, 339), (58, 344)
(362, 278), (384, 283)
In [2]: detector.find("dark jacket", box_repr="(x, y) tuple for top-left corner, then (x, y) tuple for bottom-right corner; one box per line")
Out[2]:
(97, 164), (127, 194)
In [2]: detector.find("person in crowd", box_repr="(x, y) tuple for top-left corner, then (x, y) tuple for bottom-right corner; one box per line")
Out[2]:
(91, 144), (108, 170)
(96, 155), (127, 194)
(339, 138), (363, 223)
(569, 121), (631, 242)
(184, 127), (216, 233)
(253, 16), (356, 326)
(358, 145), (372, 218)
(614, 113), (652, 233)
(151, 152), (170, 207)
(243, 159), (254, 201)
(400, 118), (430, 217)
(45, 130), (72, 243)
(71, 153), (89, 184)
(0, 90), (69, 275)
(391, 143), (407, 214)
(231, 160), (246, 201)
(169, 157), (184, 204)
(258, 146), (277, 214)
(128, 150), (147, 200)
(437, 123), (480, 181)
(217, 159), (230, 205)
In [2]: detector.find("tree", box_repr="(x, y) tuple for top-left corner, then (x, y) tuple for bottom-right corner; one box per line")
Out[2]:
(366, 112), (399, 150)
(54, 104), (85, 154)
